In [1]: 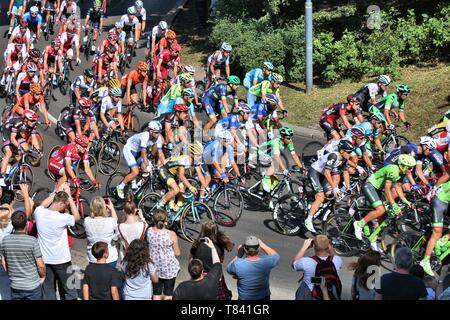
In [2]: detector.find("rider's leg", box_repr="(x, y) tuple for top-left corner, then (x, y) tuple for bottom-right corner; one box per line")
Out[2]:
(161, 180), (180, 208)
(0, 147), (13, 175)
(203, 116), (217, 136)
(55, 174), (68, 191)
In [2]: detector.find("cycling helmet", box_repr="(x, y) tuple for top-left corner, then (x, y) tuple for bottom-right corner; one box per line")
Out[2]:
(396, 84), (410, 94)
(346, 95), (359, 103)
(110, 87), (122, 96)
(370, 112), (386, 124)
(419, 136), (437, 149)
(24, 109), (38, 122)
(398, 154), (416, 168)
(227, 75), (240, 85)
(182, 65), (195, 75)
(148, 120), (162, 132)
(221, 42), (232, 52)
(188, 142), (203, 155)
(20, 19), (28, 27)
(271, 73), (283, 83)
(29, 48), (40, 58)
(265, 94), (280, 105)
(75, 134), (90, 147)
(84, 68), (94, 78)
(79, 97), (92, 108)
(108, 31), (118, 41)
(182, 88), (195, 99)
(30, 83), (42, 94)
(350, 126), (365, 139)
(179, 73), (193, 83)
(159, 21), (168, 30)
(166, 29), (176, 40)
(127, 7), (136, 15)
(219, 130), (234, 143)
(171, 43), (181, 52)
(174, 103), (189, 112)
(263, 61), (274, 71)
(377, 74), (391, 86)
(52, 37), (61, 46)
(30, 6), (39, 13)
(338, 139), (355, 152)
(27, 63), (38, 73)
(237, 102), (250, 113)
(109, 78), (121, 88)
(115, 21), (124, 29)
(137, 61), (148, 71)
(135, 0), (143, 7)
(279, 127), (294, 137)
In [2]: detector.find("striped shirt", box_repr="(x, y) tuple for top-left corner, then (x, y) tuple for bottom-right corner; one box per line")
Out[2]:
(0, 233), (42, 291)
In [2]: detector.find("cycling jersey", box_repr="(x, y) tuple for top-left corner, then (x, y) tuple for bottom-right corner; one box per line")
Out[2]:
(204, 83), (237, 102)
(5, 116), (37, 141)
(345, 121), (380, 139)
(60, 0), (77, 18)
(353, 83), (387, 112)
(203, 140), (234, 165)
(60, 107), (95, 129)
(4, 43), (27, 65)
(151, 26), (165, 39)
(169, 75), (195, 88)
(16, 71), (39, 96)
(133, 6), (147, 22)
(23, 12), (43, 27)
(160, 84), (182, 105)
(153, 49), (180, 79)
(126, 131), (164, 153)
(370, 93), (406, 114)
(320, 102), (362, 126)
(437, 181), (450, 203)
(100, 96), (122, 115)
(108, 27), (126, 43)
(12, 0), (26, 7)
(217, 114), (246, 131)
(248, 80), (280, 98)
(86, 8), (104, 23)
(10, 27), (30, 42)
(43, 45), (62, 64)
(162, 155), (191, 174)
(243, 68), (271, 89)
(60, 32), (79, 51)
(70, 75), (94, 97)
(368, 164), (401, 190)
(258, 137), (295, 158)
(12, 92), (44, 115)
(207, 50), (230, 68)
(91, 86), (109, 105)
(48, 143), (88, 177)
(384, 144), (446, 173)
(157, 97), (195, 118)
(311, 151), (342, 173)
(120, 14), (139, 32)
(156, 38), (178, 52)
(120, 70), (148, 88)
(94, 53), (117, 75)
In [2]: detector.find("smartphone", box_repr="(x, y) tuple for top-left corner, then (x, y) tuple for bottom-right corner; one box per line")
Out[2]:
(199, 237), (208, 243)
(311, 276), (323, 285)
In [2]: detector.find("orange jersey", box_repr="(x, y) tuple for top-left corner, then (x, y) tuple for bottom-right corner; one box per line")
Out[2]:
(120, 70), (148, 87)
(12, 93), (44, 115)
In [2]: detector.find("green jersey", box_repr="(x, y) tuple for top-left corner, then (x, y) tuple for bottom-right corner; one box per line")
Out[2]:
(160, 84), (182, 105)
(248, 80), (280, 98)
(372, 93), (406, 113)
(258, 137), (294, 157)
(437, 181), (450, 203)
(368, 164), (401, 190)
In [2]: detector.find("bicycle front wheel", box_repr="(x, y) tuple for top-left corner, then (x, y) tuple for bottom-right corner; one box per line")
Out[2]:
(76, 154), (98, 191)
(213, 186), (243, 226)
(11, 164), (34, 202)
(384, 135), (409, 153)
(272, 194), (306, 236)
(98, 141), (121, 175)
(180, 202), (215, 242)
(105, 172), (126, 209)
(138, 192), (161, 222)
(323, 212), (360, 257)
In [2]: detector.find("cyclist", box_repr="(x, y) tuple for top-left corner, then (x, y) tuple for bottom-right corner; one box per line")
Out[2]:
(158, 73), (193, 111)
(153, 29), (178, 59)
(206, 42), (231, 90)
(157, 88), (199, 127)
(59, 97), (99, 143)
(56, 0), (78, 34)
(369, 84), (411, 128)
(247, 73), (287, 117)
(161, 102), (191, 152)
(157, 142), (204, 211)
(353, 74), (391, 112)
(149, 20), (168, 59)
(43, 37), (64, 84)
(23, 6), (42, 39)
(15, 62), (39, 98)
(83, 0), (104, 53)
(70, 68), (95, 106)
(120, 61), (148, 108)
(303, 139), (354, 233)
(98, 30), (119, 57)
(353, 154), (417, 250)
(48, 134), (99, 190)
(420, 179), (450, 276)
(257, 127), (305, 199)
(1, 40), (27, 89)
(7, 0), (28, 36)
(121, 7), (141, 50)
(90, 78), (118, 118)
(153, 43), (181, 81)
(243, 61), (274, 90)
(60, 23), (81, 66)
(109, 21), (125, 55)
(42, 0), (60, 32)
(11, 83), (50, 127)
(0, 110), (40, 187)
(115, 120), (165, 199)
(99, 86), (124, 134)
(9, 19), (32, 52)
(251, 93), (281, 133)
(133, 1), (146, 35)
(94, 44), (118, 84)
(319, 95), (364, 141)
(22, 48), (44, 87)
(169, 65), (201, 107)
(202, 75), (240, 135)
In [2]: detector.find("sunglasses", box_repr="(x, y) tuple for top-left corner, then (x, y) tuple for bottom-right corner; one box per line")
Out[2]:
(284, 136), (292, 140)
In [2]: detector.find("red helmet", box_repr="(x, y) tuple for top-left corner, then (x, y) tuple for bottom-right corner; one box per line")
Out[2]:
(52, 37), (61, 46)
(171, 43), (181, 52)
(20, 19), (28, 27)
(174, 103), (188, 112)
(24, 109), (38, 122)
(108, 31), (118, 41)
(75, 135), (90, 147)
(79, 97), (92, 108)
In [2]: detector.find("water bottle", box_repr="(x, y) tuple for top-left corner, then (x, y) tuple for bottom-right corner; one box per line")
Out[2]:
(5, 165), (11, 175)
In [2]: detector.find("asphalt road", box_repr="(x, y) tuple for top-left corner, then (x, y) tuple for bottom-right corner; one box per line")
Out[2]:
(0, 0), (377, 300)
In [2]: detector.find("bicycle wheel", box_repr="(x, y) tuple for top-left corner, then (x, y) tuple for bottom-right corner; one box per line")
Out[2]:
(213, 186), (243, 226)
(119, 56), (126, 75)
(68, 198), (88, 239)
(31, 187), (51, 203)
(76, 154), (98, 191)
(138, 192), (161, 222)
(389, 230), (428, 267)
(105, 172), (127, 208)
(180, 202), (215, 242)
(11, 164), (34, 202)
(60, 65), (70, 95)
(195, 81), (205, 101)
(323, 212), (360, 257)
(383, 135), (409, 153)
(272, 194), (306, 236)
(84, 36), (91, 61)
(302, 141), (324, 169)
(98, 140), (121, 175)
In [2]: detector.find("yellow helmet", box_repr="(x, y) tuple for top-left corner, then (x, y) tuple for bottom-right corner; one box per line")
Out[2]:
(188, 142), (203, 155)
(109, 78), (121, 88)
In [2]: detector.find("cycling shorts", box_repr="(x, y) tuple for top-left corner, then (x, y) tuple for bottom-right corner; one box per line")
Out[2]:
(123, 144), (144, 168)
(11, 6), (22, 15)
(308, 167), (332, 194)
(88, 21), (100, 29)
(203, 95), (223, 119)
(431, 196), (448, 228)
(200, 163), (216, 177)
(2, 137), (27, 153)
(320, 119), (340, 140)
(159, 167), (177, 186)
(48, 158), (78, 178)
(363, 182), (383, 208)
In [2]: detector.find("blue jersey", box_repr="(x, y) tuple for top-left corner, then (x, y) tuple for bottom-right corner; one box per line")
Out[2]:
(243, 68), (271, 89)
(23, 12), (43, 26)
(157, 97), (196, 119)
(250, 103), (269, 122)
(203, 140), (234, 164)
(217, 113), (244, 130)
(346, 121), (380, 139)
(204, 83), (237, 102)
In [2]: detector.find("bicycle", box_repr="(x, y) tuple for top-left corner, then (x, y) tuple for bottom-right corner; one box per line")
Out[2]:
(59, 58), (71, 96)
(122, 102), (141, 138)
(42, 8), (57, 41)
(138, 191), (215, 243)
(3, 68), (17, 106)
(82, 25), (95, 61)
(42, 71), (58, 109)
(381, 124), (409, 153)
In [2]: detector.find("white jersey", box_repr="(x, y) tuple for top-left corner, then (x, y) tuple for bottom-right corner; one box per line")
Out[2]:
(367, 82), (387, 100)
(60, 32), (80, 48)
(109, 27), (126, 42)
(134, 6), (147, 20)
(120, 14), (140, 28)
(311, 151), (342, 173)
(151, 26), (165, 39)
(4, 43), (27, 64)
(11, 26), (31, 40)
(70, 75), (94, 94)
(126, 131), (163, 153)
(60, 0), (78, 16)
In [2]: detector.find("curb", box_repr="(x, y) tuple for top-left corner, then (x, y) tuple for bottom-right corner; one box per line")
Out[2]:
(281, 121), (326, 142)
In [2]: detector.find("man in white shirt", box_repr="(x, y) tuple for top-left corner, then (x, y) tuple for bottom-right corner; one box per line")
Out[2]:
(34, 184), (80, 300)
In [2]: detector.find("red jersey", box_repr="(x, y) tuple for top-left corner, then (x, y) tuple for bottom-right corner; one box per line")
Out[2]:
(51, 143), (89, 164)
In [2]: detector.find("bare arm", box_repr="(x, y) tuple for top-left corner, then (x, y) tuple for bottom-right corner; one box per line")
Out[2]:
(170, 230), (181, 256)
(35, 256), (46, 279)
(82, 284), (90, 300)
(258, 239), (277, 256)
(111, 286), (120, 300)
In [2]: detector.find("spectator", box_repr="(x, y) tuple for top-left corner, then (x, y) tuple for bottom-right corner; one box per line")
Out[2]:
(227, 235), (280, 300)
(34, 185), (80, 300)
(121, 239), (158, 300)
(117, 194), (148, 261)
(174, 237), (222, 300)
(0, 204), (13, 300)
(82, 241), (121, 300)
(0, 184), (33, 218)
(190, 221), (233, 300)
(410, 264), (437, 300)
(0, 211), (46, 300)
(146, 209), (180, 300)
(292, 235), (343, 300)
(439, 274), (450, 300)
(375, 247), (427, 300)
(84, 196), (119, 268)
(348, 251), (381, 300)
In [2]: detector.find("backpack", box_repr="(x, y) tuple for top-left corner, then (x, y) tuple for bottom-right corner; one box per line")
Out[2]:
(310, 255), (342, 300)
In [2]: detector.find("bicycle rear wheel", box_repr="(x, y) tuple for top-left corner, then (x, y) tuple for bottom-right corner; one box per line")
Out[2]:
(180, 202), (215, 242)
(272, 194), (306, 236)
(98, 141), (121, 176)
(11, 164), (34, 202)
(323, 212), (360, 257)
(301, 141), (324, 169)
(138, 192), (161, 222)
(105, 172), (127, 209)
(213, 186), (243, 226)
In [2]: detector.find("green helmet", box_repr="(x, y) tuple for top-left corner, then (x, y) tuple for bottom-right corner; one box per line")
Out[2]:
(271, 73), (283, 83)
(94, 0), (101, 7)
(398, 154), (416, 167)
(182, 88), (195, 98)
(227, 75), (240, 85)
(396, 84), (410, 94)
(279, 127), (293, 137)
(179, 73), (193, 83)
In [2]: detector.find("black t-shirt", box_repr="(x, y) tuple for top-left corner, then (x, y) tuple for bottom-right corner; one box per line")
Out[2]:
(82, 264), (122, 300)
(173, 263), (222, 300)
(375, 272), (427, 300)
(190, 242), (224, 272)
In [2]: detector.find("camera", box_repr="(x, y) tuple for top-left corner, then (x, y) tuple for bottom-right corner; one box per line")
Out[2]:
(199, 237), (208, 243)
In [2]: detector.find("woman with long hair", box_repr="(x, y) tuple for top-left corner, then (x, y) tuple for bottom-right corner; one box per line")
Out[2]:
(190, 221), (234, 300)
(121, 239), (159, 300)
(348, 250), (381, 300)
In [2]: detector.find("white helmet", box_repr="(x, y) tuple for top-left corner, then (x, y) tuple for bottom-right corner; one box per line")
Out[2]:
(221, 42), (232, 52)
(219, 131), (233, 143)
(377, 74), (391, 86)
(159, 21), (168, 30)
(115, 21), (124, 29)
(419, 136), (437, 149)
(182, 65), (195, 75)
(135, 0), (143, 7)
(30, 6), (39, 13)
(148, 120), (162, 132)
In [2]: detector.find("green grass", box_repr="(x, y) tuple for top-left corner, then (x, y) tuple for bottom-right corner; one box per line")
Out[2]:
(173, 0), (450, 142)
